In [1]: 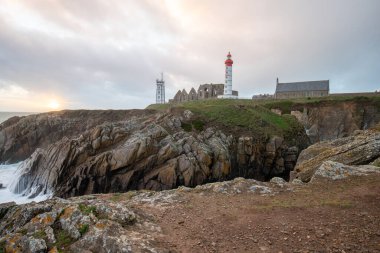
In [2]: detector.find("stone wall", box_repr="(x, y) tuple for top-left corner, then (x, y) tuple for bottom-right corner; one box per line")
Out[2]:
(275, 90), (328, 99)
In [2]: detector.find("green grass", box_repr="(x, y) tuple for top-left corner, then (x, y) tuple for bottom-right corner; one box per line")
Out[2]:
(181, 120), (205, 132)
(78, 204), (96, 215)
(79, 224), (89, 236)
(192, 119), (205, 131)
(146, 95), (379, 141)
(177, 99), (297, 139)
(54, 230), (74, 250)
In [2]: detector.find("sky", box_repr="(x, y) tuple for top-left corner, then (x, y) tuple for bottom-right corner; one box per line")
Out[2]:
(0, 0), (379, 112)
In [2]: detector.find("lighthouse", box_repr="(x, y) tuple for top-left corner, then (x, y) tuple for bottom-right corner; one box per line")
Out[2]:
(219, 52), (238, 99)
(224, 52), (233, 96)
(156, 73), (165, 104)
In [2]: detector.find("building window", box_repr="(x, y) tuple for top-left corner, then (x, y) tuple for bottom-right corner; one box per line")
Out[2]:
(158, 96), (160, 99)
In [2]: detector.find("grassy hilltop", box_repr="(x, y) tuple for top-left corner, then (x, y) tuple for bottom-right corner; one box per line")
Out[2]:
(147, 95), (380, 141)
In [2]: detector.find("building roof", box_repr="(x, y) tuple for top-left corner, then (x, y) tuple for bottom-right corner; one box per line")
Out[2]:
(276, 80), (329, 93)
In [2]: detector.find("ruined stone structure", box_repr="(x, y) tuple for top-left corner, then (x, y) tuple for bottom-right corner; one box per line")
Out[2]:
(170, 52), (238, 103)
(275, 78), (329, 99)
(169, 83), (238, 103)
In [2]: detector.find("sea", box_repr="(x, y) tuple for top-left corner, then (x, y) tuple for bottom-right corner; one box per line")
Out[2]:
(0, 111), (36, 124)
(0, 111), (50, 204)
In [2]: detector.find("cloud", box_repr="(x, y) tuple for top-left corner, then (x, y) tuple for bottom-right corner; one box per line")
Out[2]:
(0, 0), (379, 111)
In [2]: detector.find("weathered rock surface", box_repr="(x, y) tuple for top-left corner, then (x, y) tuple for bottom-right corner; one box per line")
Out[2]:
(0, 110), (156, 163)
(1, 167), (379, 253)
(9, 110), (304, 198)
(311, 161), (380, 182)
(293, 129), (380, 182)
(0, 196), (162, 252)
(290, 101), (380, 143)
(0, 175), (297, 253)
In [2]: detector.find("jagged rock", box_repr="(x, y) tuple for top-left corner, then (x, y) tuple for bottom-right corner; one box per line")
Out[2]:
(0, 202), (15, 220)
(294, 129), (380, 182)
(0, 110), (157, 163)
(1, 171), (378, 252)
(236, 136), (299, 181)
(7, 109), (307, 198)
(0, 197), (162, 252)
(311, 161), (380, 182)
(290, 103), (380, 143)
(26, 237), (47, 253)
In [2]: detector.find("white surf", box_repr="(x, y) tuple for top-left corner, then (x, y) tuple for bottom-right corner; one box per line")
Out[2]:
(0, 163), (51, 204)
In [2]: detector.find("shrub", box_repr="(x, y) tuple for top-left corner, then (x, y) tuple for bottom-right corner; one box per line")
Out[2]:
(181, 122), (192, 132)
(192, 120), (204, 131)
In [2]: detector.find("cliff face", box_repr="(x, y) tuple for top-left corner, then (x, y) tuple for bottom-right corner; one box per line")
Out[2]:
(10, 110), (305, 198)
(0, 110), (156, 164)
(3, 98), (379, 198)
(289, 101), (380, 143)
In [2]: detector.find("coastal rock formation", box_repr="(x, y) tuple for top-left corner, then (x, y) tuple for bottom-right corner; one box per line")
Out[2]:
(289, 101), (380, 143)
(311, 161), (380, 182)
(293, 128), (380, 182)
(1, 165), (380, 252)
(0, 110), (156, 163)
(0, 177), (292, 253)
(10, 110), (304, 198)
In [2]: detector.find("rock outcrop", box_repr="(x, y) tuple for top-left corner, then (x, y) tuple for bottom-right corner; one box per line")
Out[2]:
(1, 165), (379, 253)
(289, 101), (380, 143)
(0, 176), (299, 253)
(9, 110), (304, 198)
(0, 110), (156, 164)
(293, 129), (380, 182)
(311, 161), (379, 182)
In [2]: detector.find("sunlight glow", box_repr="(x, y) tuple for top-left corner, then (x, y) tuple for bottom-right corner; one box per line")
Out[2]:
(48, 99), (60, 110)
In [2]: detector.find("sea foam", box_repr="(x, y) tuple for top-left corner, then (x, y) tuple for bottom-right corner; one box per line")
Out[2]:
(0, 163), (51, 204)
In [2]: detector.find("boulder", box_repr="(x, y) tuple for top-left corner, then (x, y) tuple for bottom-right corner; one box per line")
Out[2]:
(311, 161), (380, 182)
(294, 129), (380, 182)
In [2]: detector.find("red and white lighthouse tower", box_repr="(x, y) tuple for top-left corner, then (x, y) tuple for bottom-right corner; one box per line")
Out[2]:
(219, 52), (238, 99)
(224, 52), (233, 96)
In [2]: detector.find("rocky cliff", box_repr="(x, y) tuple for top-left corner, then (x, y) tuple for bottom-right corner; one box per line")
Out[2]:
(2, 98), (379, 199)
(293, 127), (380, 182)
(8, 109), (306, 198)
(291, 100), (380, 143)
(0, 110), (156, 164)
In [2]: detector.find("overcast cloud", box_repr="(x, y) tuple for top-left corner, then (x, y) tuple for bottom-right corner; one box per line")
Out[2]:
(0, 0), (379, 111)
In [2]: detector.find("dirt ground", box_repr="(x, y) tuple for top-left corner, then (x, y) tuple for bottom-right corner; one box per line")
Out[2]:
(132, 175), (380, 253)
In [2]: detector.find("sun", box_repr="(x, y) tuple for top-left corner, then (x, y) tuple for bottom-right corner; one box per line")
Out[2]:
(48, 99), (60, 110)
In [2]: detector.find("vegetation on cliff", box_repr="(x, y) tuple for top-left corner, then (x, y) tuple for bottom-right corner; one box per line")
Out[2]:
(147, 99), (305, 144)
